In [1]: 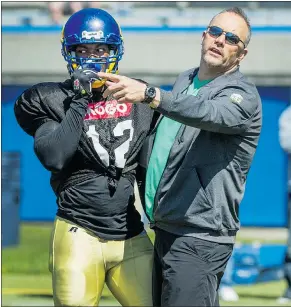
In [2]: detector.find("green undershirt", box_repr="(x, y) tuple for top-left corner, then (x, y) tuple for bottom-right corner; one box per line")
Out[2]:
(144, 74), (212, 221)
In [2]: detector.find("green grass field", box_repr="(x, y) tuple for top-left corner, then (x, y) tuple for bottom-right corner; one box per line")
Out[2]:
(2, 223), (291, 306)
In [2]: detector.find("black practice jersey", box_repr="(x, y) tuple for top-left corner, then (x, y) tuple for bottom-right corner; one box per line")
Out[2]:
(14, 79), (154, 240)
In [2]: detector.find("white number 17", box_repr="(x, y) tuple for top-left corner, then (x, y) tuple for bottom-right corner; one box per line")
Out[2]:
(86, 120), (134, 168)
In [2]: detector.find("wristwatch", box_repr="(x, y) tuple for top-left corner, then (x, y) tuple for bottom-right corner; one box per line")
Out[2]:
(142, 86), (156, 104)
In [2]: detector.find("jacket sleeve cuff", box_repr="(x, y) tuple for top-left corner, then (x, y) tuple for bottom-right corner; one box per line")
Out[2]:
(156, 89), (175, 115)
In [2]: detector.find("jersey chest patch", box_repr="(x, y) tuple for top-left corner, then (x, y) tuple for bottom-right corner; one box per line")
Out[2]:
(84, 100), (133, 120)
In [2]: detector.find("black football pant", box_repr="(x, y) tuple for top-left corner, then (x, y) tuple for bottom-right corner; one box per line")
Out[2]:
(153, 228), (233, 307)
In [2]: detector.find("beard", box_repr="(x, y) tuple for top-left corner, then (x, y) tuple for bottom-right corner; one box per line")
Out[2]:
(202, 49), (225, 68)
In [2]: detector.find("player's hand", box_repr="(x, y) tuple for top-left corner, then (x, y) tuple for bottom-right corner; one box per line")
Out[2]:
(72, 69), (101, 98)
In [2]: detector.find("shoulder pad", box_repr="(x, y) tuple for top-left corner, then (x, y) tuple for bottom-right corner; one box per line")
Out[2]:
(14, 82), (69, 136)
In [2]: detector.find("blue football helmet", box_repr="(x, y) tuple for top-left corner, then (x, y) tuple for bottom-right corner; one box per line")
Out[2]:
(61, 8), (124, 88)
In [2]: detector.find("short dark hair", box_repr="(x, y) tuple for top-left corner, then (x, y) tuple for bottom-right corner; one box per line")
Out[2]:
(209, 7), (252, 46)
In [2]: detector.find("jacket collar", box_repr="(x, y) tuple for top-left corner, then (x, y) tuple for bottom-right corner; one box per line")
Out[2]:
(180, 65), (242, 93)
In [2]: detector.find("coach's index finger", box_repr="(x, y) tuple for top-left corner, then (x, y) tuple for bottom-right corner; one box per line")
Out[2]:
(97, 72), (121, 82)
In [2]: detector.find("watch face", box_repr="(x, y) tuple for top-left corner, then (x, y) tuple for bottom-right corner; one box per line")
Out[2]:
(143, 86), (156, 104)
(148, 87), (156, 98)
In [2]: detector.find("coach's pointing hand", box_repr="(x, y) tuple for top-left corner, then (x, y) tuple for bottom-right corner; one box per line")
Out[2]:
(98, 72), (147, 103)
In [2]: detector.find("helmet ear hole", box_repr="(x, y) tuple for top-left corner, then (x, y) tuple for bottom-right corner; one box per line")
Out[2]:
(109, 45), (117, 51)
(70, 45), (77, 52)
(107, 45), (117, 57)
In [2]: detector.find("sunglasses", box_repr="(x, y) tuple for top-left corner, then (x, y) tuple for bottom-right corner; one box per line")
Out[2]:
(207, 26), (246, 48)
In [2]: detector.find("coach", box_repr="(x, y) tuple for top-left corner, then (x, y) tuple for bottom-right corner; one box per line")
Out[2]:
(98, 7), (262, 306)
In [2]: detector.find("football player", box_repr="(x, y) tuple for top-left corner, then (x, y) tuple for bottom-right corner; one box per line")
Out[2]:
(14, 8), (154, 307)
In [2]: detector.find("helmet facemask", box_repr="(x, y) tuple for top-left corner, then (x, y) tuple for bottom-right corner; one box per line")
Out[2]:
(62, 42), (122, 89)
